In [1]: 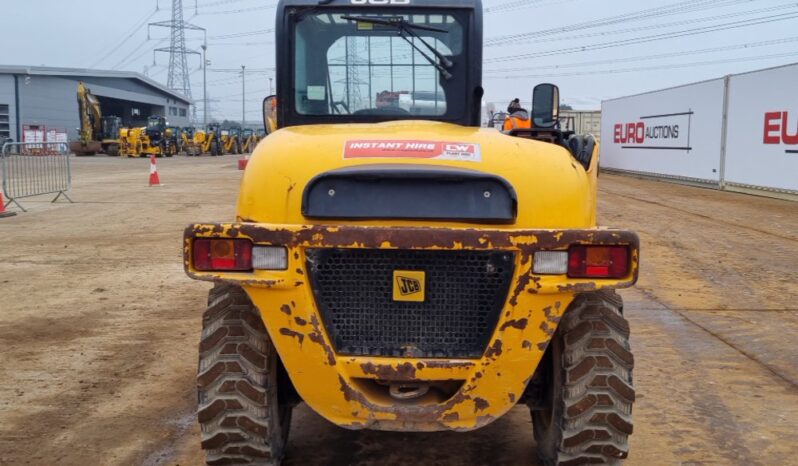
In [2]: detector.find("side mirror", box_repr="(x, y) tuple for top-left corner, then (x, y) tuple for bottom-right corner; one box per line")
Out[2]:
(531, 83), (560, 128)
(263, 95), (277, 135)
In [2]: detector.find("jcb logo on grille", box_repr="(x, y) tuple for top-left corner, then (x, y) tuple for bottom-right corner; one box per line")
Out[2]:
(393, 270), (425, 302)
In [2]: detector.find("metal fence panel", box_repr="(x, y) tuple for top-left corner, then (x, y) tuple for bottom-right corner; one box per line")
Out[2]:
(1, 142), (72, 212)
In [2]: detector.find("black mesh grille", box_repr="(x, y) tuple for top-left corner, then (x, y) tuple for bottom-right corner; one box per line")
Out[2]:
(306, 248), (515, 358)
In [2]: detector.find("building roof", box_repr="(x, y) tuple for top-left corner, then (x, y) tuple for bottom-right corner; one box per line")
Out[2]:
(0, 65), (192, 104)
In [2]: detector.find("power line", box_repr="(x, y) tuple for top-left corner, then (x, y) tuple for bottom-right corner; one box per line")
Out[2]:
(194, 0), (249, 8)
(490, 51), (798, 79)
(208, 28), (273, 40)
(491, 2), (798, 47)
(90, 7), (160, 68)
(485, 11), (798, 63)
(197, 3), (276, 15)
(111, 37), (157, 70)
(485, 0), (749, 46)
(484, 35), (798, 74)
(484, 0), (576, 14)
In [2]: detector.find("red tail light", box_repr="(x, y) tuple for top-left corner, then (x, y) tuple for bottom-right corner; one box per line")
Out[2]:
(193, 239), (252, 271)
(568, 245), (629, 278)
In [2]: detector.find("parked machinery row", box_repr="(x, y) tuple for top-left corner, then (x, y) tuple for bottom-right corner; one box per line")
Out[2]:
(120, 122), (266, 158)
(69, 82), (266, 158)
(181, 125), (265, 157)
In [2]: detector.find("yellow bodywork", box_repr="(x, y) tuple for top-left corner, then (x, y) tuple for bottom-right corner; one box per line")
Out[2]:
(119, 127), (174, 157)
(184, 120), (638, 431)
(118, 127), (146, 157)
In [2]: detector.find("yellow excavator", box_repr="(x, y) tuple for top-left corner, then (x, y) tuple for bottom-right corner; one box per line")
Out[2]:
(69, 81), (121, 156)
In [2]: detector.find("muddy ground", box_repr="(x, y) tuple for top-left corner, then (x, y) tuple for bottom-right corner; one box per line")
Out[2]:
(0, 156), (796, 465)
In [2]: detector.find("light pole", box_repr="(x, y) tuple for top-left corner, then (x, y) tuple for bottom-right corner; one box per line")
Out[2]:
(202, 43), (208, 126)
(242, 65), (246, 128)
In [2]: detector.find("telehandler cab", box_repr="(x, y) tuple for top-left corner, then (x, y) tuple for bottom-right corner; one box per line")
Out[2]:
(119, 116), (177, 157)
(184, 1), (639, 464)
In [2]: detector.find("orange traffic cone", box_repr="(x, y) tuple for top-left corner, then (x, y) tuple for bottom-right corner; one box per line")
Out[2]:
(0, 192), (16, 218)
(238, 154), (249, 170)
(149, 155), (161, 187)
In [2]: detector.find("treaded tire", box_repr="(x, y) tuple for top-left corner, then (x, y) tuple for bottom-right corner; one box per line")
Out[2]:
(532, 290), (634, 466)
(197, 283), (292, 465)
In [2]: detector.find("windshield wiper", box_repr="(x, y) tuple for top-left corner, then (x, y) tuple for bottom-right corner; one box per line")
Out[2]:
(342, 15), (454, 80)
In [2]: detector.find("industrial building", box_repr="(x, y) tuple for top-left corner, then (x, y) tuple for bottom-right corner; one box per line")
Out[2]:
(0, 65), (191, 143)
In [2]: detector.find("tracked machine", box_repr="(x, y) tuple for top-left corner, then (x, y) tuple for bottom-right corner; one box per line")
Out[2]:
(70, 81), (122, 156)
(183, 1), (639, 464)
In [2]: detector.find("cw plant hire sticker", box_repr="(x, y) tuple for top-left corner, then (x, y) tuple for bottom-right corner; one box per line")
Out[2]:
(343, 140), (482, 162)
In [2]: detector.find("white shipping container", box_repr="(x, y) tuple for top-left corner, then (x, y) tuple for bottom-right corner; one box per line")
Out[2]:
(600, 79), (726, 184)
(561, 111), (602, 141)
(723, 63), (798, 193)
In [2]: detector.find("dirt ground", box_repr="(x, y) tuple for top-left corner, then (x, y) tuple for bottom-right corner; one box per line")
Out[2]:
(1, 155), (796, 466)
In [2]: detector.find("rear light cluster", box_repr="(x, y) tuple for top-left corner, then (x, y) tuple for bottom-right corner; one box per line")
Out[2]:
(533, 245), (630, 279)
(193, 239), (287, 271)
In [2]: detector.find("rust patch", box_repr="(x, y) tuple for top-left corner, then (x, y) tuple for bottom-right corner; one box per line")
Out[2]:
(294, 316), (308, 326)
(473, 397), (489, 412)
(540, 320), (554, 337)
(360, 362), (417, 381)
(336, 374), (479, 425)
(500, 318), (528, 331)
(509, 271), (532, 307)
(484, 339), (503, 359)
(508, 393), (516, 403)
(420, 360), (475, 370)
(522, 340), (533, 350)
(442, 412), (459, 422)
(295, 268), (304, 275)
(193, 224), (638, 253)
(543, 306), (562, 326)
(279, 304), (291, 315)
(557, 282), (600, 293)
(308, 314), (336, 366)
(537, 341), (549, 351)
(279, 328), (304, 345)
(186, 224), (640, 292)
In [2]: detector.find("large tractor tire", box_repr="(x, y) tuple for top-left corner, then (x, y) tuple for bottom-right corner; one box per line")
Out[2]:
(197, 283), (292, 465)
(532, 290), (634, 466)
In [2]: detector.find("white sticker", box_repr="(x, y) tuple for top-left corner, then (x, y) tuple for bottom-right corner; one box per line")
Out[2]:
(307, 86), (326, 101)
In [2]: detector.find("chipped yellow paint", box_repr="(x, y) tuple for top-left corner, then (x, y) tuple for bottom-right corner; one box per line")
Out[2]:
(184, 223), (638, 431)
(183, 121), (624, 431)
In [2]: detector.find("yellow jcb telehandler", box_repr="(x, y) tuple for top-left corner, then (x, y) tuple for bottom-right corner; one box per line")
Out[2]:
(183, 1), (639, 465)
(119, 116), (177, 158)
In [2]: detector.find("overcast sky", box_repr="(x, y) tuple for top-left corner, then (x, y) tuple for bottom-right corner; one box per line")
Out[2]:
(4, 0), (798, 120)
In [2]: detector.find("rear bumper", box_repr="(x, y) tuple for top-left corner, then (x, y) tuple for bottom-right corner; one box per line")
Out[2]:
(184, 223), (639, 431)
